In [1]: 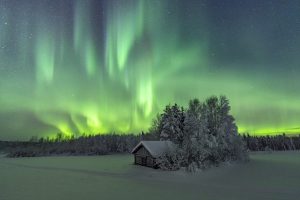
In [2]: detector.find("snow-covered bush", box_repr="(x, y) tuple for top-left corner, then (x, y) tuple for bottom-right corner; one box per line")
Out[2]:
(156, 148), (184, 171)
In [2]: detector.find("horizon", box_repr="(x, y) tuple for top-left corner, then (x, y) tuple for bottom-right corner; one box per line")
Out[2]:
(0, 0), (300, 140)
(1, 131), (300, 142)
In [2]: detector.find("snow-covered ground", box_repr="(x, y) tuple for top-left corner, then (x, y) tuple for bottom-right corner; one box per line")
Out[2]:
(1, 151), (299, 200)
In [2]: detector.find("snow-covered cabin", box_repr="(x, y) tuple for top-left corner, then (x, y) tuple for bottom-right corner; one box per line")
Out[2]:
(131, 141), (175, 168)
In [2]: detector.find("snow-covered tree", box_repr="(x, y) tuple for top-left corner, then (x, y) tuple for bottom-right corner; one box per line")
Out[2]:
(203, 95), (248, 162)
(153, 96), (249, 171)
(148, 114), (163, 140)
(160, 104), (185, 146)
(183, 99), (206, 168)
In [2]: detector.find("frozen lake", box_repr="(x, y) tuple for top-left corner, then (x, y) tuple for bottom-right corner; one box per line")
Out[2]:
(1, 151), (300, 200)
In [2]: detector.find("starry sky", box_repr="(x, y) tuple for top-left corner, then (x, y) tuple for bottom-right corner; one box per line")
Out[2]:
(0, 0), (300, 140)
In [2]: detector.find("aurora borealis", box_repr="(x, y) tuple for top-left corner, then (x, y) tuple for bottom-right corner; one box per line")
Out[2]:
(0, 0), (299, 140)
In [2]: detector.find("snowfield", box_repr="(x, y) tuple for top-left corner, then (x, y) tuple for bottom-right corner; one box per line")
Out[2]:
(1, 151), (300, 200)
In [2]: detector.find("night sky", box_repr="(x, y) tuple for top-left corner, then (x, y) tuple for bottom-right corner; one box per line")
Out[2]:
(0, 0), (300, 140)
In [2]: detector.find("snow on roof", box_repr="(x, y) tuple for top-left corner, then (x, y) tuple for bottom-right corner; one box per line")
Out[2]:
(131, 141), (175, 157)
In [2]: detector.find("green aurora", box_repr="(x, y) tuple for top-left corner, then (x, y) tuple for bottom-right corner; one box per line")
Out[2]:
(0, 0), (300, 140)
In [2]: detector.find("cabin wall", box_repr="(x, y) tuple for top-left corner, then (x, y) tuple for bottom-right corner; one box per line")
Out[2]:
(146, 156), (154, 167)
(134, 146), (155, 168)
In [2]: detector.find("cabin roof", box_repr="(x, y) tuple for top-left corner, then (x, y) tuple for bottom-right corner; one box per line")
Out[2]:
(131, 141), (175, 157)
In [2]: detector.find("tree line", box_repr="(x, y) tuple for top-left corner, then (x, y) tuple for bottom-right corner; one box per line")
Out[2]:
(243, 134), (300, 151)
(2, 134), (141, 157)
(2, 132), (298, 158)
